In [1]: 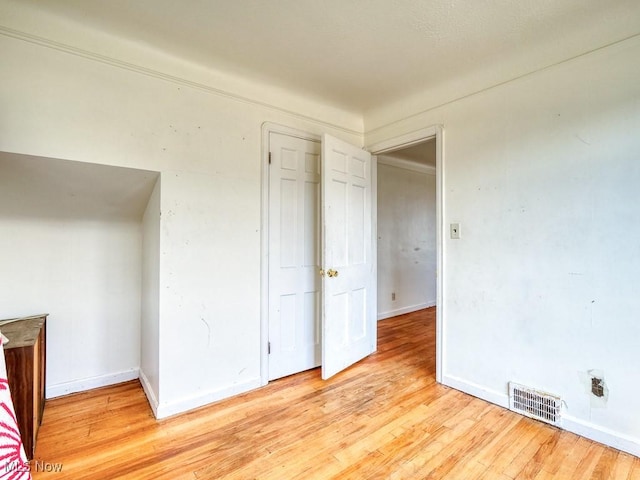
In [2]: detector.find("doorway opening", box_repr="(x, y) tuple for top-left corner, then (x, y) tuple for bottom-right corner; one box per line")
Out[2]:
(260, 123), (377, 384)
(260, 124), (443, 385)
(376, 138), (437, 319)
(367, 125), (445, 382)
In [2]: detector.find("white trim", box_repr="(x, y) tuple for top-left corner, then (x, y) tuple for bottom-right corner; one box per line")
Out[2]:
(260, 123), (321, 386)
(0, 26), (361, 137)
(442, 374), (510, 409)
(377, 156), (435, 175)
(371, 156), (378, 351)
(367, 127), (440, 155)
(443, 375), (640, 458)
(139, 369), (159, 418)
(377, 302), (436, 321)
(155, 377), (262, 419)
(261, 122), (322, 143)
(367, 124), (444, 384)
(46, 368), (139, 399)
(563, 415), (640, 458)
(435, 126), (445, 384)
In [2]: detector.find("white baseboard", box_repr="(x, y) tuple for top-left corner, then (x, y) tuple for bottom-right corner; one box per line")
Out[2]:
(442, 374), (510, 409)
(47, 369), (263, 422)
(139, 369), (159, 418)
(442, 374), (640, 458)
(47, 368), (139, 399)
(377, 302), (435, 321)
(154, 377), (263, 419)
(563, 415), (640, 458)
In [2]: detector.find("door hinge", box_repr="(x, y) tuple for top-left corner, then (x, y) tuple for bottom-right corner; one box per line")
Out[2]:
(268, 341), (271, 354)
(268, 152), (272, 164)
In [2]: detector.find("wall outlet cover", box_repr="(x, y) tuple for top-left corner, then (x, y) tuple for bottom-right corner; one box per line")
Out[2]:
(450, 223), (460, 239)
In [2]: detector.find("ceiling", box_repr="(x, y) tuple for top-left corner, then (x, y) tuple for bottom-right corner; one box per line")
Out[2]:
(384, 138), (436, 167)
(0, 153), (159, 221)
(12, 0), (640, 113)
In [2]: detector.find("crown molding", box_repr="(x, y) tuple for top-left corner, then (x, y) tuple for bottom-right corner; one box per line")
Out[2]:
(0, 24), (363, 137)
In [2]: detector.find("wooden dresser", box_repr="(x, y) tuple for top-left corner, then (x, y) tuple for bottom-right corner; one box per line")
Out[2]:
(1, 315), (47, 459)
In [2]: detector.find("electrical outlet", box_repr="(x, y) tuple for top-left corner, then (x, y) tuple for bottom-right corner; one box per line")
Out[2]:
(391, 292), (396, 301)
(450, 223), (460, 239)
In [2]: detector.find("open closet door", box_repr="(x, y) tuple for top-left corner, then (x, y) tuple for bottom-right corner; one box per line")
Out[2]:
(321, 133), (376, 380)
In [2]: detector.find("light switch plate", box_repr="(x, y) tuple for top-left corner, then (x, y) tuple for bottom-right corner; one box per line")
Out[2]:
(450, 223), (460, 239)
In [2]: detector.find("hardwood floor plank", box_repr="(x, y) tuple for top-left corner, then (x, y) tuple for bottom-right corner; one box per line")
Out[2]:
(521, 429), (564, 477)
(555, 437), (596, 478)
(591, 448), (619, 480)
(30, 308), (637, 479)
(442, 459), (490, 479)
(629, 456), (640, 480)
(570, 442), (604, 479)
(611, 452), (639, 480)
(440, 409), (521, 479)
(477, 418), (542, 471)
(538, 430), (580, 475)
(502, 425), (556, 478)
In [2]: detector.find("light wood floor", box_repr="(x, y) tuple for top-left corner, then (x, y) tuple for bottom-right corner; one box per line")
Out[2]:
(33, 308), (639, 479)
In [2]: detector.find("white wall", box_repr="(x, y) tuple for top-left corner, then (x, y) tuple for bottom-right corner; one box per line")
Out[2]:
(377, 159), (436, 319)
(0, 23), (361, 417)
(0, 153), (157, 397)
(140, 177), (161, 411)
(366, 36), (640, 456)
(0, 201), (142, 397)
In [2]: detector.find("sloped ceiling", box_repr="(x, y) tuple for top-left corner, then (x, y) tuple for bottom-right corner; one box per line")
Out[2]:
(387, 139), (436, 167)
(0, 152), (158, 221)
(7, 0), (640, 114)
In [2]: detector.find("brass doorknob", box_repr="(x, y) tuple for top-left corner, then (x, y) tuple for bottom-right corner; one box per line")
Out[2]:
(327, 269), (339, 277)
(319, 269), (325, 277)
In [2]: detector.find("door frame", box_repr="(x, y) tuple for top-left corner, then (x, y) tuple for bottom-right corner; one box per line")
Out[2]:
(260, 122), (321, 385)
(366, 125), (444, 383)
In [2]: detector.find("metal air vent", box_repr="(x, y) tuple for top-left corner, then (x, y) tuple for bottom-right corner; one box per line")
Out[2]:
(509, 382), (562, 427)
